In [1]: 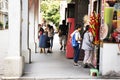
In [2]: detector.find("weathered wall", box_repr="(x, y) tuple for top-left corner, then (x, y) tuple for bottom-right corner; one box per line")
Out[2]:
(75, 0), (89, 26)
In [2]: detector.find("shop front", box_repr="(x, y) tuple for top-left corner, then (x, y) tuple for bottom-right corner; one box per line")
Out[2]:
(99, 0), (120, 76)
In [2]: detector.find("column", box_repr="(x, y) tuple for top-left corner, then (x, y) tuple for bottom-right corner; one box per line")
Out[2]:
(4, 0), (24, 77)
(29, 0), (35, 54)
(34, 0), (39, 53)
(21, 0), (31, 63)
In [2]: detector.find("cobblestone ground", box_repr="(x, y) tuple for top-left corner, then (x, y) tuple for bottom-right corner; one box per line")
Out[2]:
(0, 30), (9, 79)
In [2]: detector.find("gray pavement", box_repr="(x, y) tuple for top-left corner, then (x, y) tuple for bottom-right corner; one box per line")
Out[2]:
(21, 34), (97, 79)
(0, 30), (119, 80)
(0, 31), (94, 80)
(0, 30), (8, 78)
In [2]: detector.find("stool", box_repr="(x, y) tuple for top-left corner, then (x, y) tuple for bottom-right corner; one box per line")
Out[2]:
(90, 68), (99, 76)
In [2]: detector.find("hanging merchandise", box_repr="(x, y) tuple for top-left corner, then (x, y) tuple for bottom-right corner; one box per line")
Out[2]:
(89, 11), (101, 45)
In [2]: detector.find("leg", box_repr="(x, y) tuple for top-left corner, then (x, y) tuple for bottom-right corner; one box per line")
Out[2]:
(87, 50), (93, 64)
(42, 48), (46, 53)
(73, 45), (80, 64)
(50, 37), (53, 51)
(59, 36), (63, 50)
(63, 35), (67, 50)
(40, 48), (43, 53)
(83, 50), (90, 64)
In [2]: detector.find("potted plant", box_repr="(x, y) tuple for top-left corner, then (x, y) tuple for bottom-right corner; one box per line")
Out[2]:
(0, 21), (3, 30)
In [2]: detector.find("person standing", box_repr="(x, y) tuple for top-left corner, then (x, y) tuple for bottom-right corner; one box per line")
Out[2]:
(39, 31), (50, 53)
(58, 20), (68, 50)
(46, 24), (54, 52)
(81, 25), (94, 68)
(38, 24), (44, 53)
(71, 24), (82, 66)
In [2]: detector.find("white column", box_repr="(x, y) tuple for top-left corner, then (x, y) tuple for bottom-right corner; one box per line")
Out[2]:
(29, 1), (35, 53)
(21, 0), (31, 63)
(4, 0), (24, 77)
(34, 0), (39, 53)
(39, 0), (42, 24)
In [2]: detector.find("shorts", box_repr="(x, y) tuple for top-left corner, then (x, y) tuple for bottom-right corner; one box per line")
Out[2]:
(59, 35), (67, 45)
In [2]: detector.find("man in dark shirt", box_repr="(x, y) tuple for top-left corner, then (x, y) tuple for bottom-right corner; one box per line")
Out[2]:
(58, 20), (68, 50)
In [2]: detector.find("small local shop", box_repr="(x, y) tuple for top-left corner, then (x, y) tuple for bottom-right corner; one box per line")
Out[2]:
(99, 0), (120, 75)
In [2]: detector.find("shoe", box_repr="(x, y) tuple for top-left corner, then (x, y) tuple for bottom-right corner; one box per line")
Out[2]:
(83, 63), (89, 68)
(47, 50), (52, 53)
(74, 62), (79, 66)
(88, 63), (95, 68)
(60, 46), (63, 50)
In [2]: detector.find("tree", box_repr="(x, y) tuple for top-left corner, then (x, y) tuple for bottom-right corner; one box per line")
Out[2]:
(40, 0), (60, 27)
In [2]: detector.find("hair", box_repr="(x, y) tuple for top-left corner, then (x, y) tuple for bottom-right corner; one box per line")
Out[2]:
(85, 25), (90, 31)
(81, 25), (90, 38)
(75, 24), (82, 29)
(62, 20), (66, 24)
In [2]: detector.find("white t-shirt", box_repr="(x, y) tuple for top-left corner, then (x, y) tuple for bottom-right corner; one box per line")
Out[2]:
(71, 30), (81, 43)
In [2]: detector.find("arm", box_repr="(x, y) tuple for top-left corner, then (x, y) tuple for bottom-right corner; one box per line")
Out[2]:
(89, 32), (93, 43)
(75, 32), (82, 41)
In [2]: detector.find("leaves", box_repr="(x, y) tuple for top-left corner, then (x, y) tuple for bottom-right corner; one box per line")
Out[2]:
(40, 0), (60, 27)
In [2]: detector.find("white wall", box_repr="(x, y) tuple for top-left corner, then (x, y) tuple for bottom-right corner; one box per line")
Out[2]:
(60, 1), (67, 24)
(100, 43), (120, 75)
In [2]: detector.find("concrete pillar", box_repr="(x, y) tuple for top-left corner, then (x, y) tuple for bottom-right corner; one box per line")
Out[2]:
(21, 0), (31, 63)
(29, 0), (35, 53)
(4, 0), (24, 77)
(34, 0), (39, 53)
(38, 0), (42, 24)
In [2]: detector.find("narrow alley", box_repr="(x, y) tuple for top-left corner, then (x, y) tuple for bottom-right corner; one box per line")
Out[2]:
(21, 34), (95, 79)
(1, 0), (120, 79)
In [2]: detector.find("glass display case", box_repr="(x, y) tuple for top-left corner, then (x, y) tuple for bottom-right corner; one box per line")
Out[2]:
(100, 0), (120, 43)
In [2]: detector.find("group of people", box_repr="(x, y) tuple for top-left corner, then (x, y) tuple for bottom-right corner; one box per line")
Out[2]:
(38, 17), (95, 68)
(38, 23), (54, 53)
(57, 18), (95, 68)
(70, 15), (95, 68)
(38, 19), (68, 53)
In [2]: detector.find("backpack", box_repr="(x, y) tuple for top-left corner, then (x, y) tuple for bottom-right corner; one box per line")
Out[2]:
(71, 33), (79, 47)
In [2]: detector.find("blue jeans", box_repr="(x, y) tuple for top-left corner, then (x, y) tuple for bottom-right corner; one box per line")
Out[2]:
(73, 45), (80, 63)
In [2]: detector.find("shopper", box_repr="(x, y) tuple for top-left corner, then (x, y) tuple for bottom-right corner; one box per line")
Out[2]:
(46, 24), (54, 52)
(81, 25), (94, 68)
(71, 24), (82, 66)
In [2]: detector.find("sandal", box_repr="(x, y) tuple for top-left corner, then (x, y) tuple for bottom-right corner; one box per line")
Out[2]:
(74, 62), (79, 66)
